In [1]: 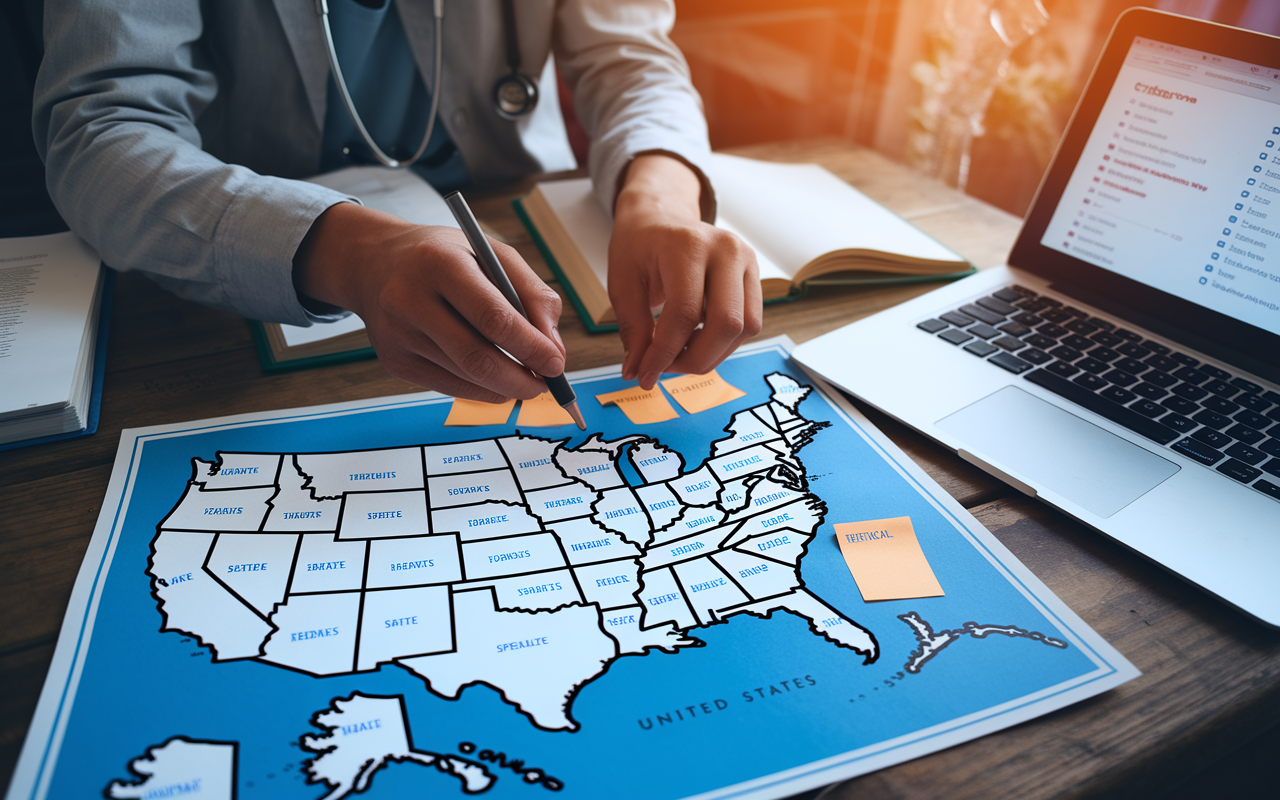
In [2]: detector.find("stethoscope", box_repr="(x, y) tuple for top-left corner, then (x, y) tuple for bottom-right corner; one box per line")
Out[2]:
(317, 0), (538, 169)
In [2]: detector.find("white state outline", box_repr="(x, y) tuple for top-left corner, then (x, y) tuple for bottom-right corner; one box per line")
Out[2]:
(6, 336), (1139, 800)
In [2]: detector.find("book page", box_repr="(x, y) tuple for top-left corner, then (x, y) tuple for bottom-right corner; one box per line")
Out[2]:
(535, 178), (791, 287)
(0, 232), (102, 417)
(709, 154), (963, 275)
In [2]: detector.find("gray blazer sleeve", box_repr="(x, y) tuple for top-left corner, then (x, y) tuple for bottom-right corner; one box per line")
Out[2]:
(554, 0), (717, 223)
(33, 0), (350, 325)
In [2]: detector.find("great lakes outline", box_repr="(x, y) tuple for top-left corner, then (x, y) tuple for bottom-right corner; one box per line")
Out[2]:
(147, 373), (879, 733)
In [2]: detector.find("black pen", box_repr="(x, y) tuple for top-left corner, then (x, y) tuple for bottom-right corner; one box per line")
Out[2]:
(444, 191), (587, 431)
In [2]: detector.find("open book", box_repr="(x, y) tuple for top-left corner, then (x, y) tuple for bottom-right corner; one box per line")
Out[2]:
(515, 153), (974, 331)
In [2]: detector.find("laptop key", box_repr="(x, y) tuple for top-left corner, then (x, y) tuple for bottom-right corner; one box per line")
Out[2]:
(1163, 396), (1199, 415)
(1225, 423), (1264, 444)
(1131, 399), (1165, 418)
(1234, 409), (1271, 430)
(1088, 317), (1116, 331)
(1192, 428), (1232, 448)
(938, 329), (973, 345)
(1102, 369), (1138, 387)
(1217, 459), (1262, 484)
(1172, 437), (1224, 466)
(1267, 406), (1280, 424)
(961, 303), (1005, 325)
(964, 340), (999, 357)
(1161, 413), (1197, 433)
(941, 310), (975, 327)
(1012, 311), (1042, 326)
(1133, 382), (1168, 400)
(1025, 333), (1057, 349)
(1191, 409), (1231, 430)
(1037, 322), (1069, 338)
(1024, 368), (1178, 444)
(1015, 297), (1051, 312)
(1144, 354), (1178, 372)
(1230, 376), (1264, 395)
(1075, 357), (1109, 375)
(977, 296), (1018, 315)
(1065, 319), (1099, 336)
(993, 335), (1027, 352)
(1046, 361), (1080, 378)
(1074, 373), (1107, 391)
(969, 323), (1002, 339)
(993, 287), (1024, 303)
(1089, 346), (1121, 362)
(1061, 305), (1089, 319)
(997, 321), (1031, 337)
(1200, 364), (1231, 381)
(1170, 352), (1200, 368)
(1010, 285), (1036, 297)
(1113, 357), (1148, 374)
(1262, 438), (1280, 458)
(1255, 479), (1280, 499)
(1100, 386), (1136, 404)
(1263, 458), (1280, 478)
(1040, 308), (1072, 324)
(1225, 442), (1266, 465)
(989, 352), (1033, 374)
(1171, 383), (1209, 401)
(1063, 334), (1094, 350)
(1172, 366), (1209, 384)
(918, 319), (950, 333)
(1203, 379), (1238, 398)
(1049, 345), (1083, 362)
(1113, 328), (1143, 343)
(1144, 369), (1177, 388)
(1091, 331), (1123, 347)
(1237, 393), (1271, 413)
(1117, 342), (1149, 358)
(1202, 396), (1240, 415)
(1143, 340), (1171, 356)
(1020, 348), (1052, 365)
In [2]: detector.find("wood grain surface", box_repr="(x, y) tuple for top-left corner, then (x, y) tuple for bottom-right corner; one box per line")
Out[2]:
(2, 139), (1276, 798)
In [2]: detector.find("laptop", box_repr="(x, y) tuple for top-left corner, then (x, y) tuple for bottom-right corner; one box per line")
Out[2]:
(793, 8), (1280, 627)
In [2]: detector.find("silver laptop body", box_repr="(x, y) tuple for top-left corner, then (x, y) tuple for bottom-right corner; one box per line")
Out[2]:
(795, 8), (1280, 627)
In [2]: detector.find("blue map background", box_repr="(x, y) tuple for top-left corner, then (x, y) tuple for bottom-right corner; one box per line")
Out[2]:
(38, 344), (1115, 799)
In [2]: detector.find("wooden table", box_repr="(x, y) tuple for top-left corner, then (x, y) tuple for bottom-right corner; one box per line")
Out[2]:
(2, 139), (1277, 798)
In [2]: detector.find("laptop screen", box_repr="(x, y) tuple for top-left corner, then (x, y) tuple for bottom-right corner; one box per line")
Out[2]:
(1039, 36), (1280, 337)
(1011, 10), (1280, 377)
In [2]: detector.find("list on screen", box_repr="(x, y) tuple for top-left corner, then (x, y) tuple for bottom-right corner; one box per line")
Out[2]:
(1042, 36), (1280, 337)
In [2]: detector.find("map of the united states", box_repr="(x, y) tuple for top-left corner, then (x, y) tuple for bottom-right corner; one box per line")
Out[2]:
(148, 373), (878, 731)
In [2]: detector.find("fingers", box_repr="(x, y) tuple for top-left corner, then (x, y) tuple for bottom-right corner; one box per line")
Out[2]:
(609, 254), (658, 382)
(667, 240), (760, 376)
(494, 240), (566, 365)
(633, 252), (707, 390)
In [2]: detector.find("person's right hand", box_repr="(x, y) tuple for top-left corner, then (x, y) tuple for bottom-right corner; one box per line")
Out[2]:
(292, 202), (566, 403)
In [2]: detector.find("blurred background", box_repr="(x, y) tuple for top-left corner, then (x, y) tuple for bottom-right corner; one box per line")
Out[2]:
(667, 0), (1280, 218)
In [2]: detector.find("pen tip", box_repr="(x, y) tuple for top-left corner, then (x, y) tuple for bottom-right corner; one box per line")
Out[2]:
(566, 401), (587, 431)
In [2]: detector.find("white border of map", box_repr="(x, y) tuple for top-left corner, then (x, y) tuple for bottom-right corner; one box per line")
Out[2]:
(6, 337), (1139, 800)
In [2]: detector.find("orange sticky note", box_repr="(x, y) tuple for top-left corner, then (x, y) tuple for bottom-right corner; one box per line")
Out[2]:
(595, 385), (678, 424)
(516, 392), (577, 427)
(659, 370), (746, 414)
(833, 516), (944, 602)
(444, 397), (516, 426)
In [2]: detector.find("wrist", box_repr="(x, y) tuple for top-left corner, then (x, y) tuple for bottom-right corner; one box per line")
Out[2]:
(615, 154), (703, 224)
(292, 202), (415, 314)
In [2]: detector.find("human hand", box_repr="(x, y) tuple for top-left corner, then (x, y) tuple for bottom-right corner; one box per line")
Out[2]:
(293, 203), (565, 402)
(608, 154), (762, 390)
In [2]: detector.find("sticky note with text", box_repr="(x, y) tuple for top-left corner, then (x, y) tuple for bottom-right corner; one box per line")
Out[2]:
(444, 397), (516, 426)
(516, 392), (577, 427)
(833, 516), (944, 602)
(595, 385), (678, 424)
(660, 370), (746, 414)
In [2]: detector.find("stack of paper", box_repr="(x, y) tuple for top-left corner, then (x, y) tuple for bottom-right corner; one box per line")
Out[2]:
(0, 232), (106, 447)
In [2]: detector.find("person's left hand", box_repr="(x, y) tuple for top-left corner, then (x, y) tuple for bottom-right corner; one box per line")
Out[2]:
(608, 154), (763, 390)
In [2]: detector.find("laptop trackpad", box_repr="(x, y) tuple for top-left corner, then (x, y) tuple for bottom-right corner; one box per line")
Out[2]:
(936, 386), (1179, 518)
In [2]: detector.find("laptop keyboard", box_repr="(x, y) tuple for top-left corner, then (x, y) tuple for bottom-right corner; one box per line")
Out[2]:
(916, 285), (1280, 503)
